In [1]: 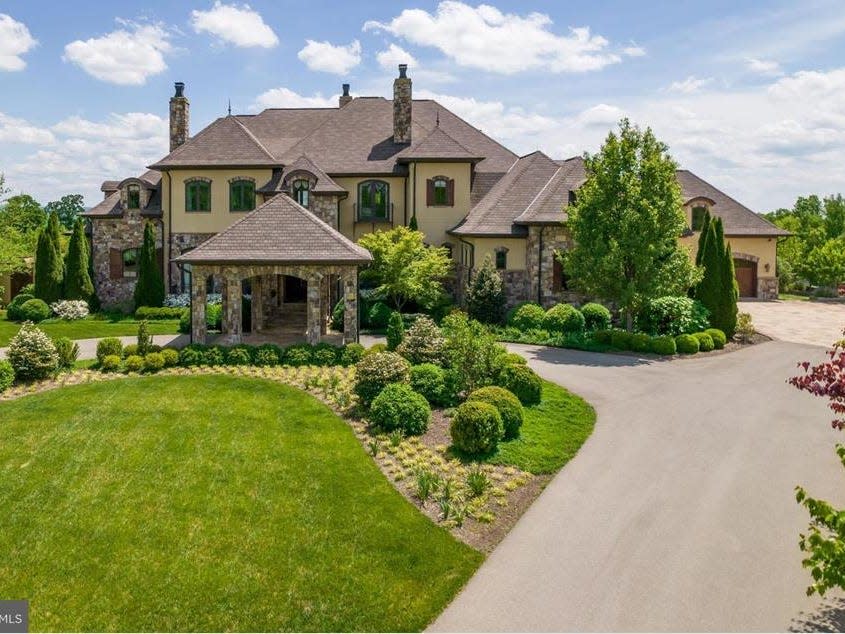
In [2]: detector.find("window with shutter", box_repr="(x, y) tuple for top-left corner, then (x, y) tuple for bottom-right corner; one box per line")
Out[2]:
(109, 248), (123, 280)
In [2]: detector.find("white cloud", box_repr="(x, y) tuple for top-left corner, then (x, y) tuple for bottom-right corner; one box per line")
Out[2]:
(667, 75), (713, 94)
(0, 112), (54, 144)
(252, 87), (337, 109)
(376, 43), (418, 71)
(52, 112), (166, 139)
(364, 1), (620, 74)
(0, 14), (37, 71)
(574, 103), (626, 128)
(190, 1), (278, 48)
(63, 21), (172, 85)
(297, 39), (361, 74)
(622, 44), (646, 57)
(747, 57), (781, 76)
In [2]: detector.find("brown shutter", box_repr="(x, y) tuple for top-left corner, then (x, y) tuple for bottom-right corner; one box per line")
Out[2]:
(426, 179), (435, 206)
(447, 178), (455, 206)
(109, 248), (123, 280)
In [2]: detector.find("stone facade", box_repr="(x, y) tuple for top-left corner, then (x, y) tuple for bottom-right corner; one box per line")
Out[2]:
(169, 232), (216, 291)
(393, 65), (412, 144)
(500, 270), (529, 308)
(310, 193), (341, 228)
(526, 224), (574, 308)
(758, 276), (779, 300)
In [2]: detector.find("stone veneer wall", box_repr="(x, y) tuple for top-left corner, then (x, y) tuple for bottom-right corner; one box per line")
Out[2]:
(758, 276), (779, 300)
(500, 270), (528, 308)
(169, 232), (217, 292)
(309, 194), (340, 229)
(526, 225), (574, 308)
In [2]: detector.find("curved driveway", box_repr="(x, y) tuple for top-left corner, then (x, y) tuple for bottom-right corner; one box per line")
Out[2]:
(432, 341), (843, 631)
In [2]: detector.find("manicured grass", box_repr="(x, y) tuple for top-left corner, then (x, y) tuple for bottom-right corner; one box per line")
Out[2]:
(0, 375), (482, 632)
(779, 293), (810, 301)
(0, 310), (180, 346)
(489, 380), (596, 474)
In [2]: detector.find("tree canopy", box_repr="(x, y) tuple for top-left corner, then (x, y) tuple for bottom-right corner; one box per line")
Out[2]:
(0, 194), (46, 234)
(45, 194), (85, 231)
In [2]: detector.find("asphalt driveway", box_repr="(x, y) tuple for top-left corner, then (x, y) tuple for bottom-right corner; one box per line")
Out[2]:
(739, 300), (845, 348)
(431, 341), (844, 632)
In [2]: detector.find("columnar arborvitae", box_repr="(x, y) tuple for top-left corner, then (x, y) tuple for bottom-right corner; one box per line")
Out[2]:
(695, 209), (711, 267)
(696, 216), (737, 336)
(133, 221), (165, 309)
(63, 218), (95, 302)
(720, 242), (738, 337)
(386, 310), (405, 351)
(33, 225), (64, 304)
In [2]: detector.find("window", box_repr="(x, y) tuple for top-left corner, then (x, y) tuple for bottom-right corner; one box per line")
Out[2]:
(358, 180), (389, 219)
(442, 242), (453, 259)
(293, 179), (310, 208)
(427, 176), (453, 206)
(691, 206), (708, 231)
(122, 248), (139, 278)
(553, 255), (570, 292)
(229, 179), (255, 212)
(127, 184), (140, 209)
(495, 248), (507, 270)
(186, 179), (211, 212)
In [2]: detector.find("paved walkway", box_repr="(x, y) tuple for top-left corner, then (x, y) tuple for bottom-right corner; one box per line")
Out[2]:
(431, 341), (844, 632)
(0, 334), (189, 361)
(739, 300), (845, 348)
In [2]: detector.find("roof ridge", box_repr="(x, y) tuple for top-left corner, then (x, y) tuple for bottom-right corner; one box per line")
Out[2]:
(522, 166), (563, 216)
(231, 116), (277, 161)
(293, 198), (366, 257)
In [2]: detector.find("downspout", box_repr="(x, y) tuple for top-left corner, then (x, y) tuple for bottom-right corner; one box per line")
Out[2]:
(411, 163), (416, 227)
(458, 236), (474, 307)
(537, 226), (544, 305)
(403, 168), (409, 226)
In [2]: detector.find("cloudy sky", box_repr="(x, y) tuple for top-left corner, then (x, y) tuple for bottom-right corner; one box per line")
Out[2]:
(1, 0), (844, 211)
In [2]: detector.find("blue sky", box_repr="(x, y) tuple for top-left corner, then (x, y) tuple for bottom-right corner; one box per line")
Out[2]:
(1, 0), (844, 210)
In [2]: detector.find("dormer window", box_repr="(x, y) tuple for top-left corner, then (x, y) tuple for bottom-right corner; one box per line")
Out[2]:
(427, 176), (454, 206)
(293, 179), (310, 208)
(691, 206), (708, 231)
(229, 178), (255, 212)
(127, 184), (140, 209)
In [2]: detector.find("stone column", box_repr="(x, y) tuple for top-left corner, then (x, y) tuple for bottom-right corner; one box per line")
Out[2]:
(190, 268), (207, 344)
(219, 279), (229, 334)
(251, 276), (263, 332)
(306, 271), (323, 345)
(320, 275), (331, 335)
(223, 274), (242, 344)
(342, 268), (358, 344)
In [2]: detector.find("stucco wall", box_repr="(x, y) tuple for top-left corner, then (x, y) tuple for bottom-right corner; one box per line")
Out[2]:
(411, 162), (472, 248)
(679, 232), (778, 298)
(333, 176), (407, 241)
(467, 237), (528, 271)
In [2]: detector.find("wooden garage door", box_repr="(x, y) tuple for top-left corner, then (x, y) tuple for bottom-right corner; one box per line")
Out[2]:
(734, 259), (756, 297)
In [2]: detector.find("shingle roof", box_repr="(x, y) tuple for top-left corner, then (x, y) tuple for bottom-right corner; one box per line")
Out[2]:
(84, 170), (162, 218)
(283, 156), (346, 194)
(397, 126), (482, 162)
(175, 194), (372, 264)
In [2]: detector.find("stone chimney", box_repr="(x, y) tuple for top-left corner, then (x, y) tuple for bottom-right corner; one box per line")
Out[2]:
(339, 83), (352, 108)
(169, 81), (189, 152)
(393, 64), (412, 144)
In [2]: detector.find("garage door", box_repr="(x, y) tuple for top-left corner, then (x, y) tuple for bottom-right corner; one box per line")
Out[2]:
(734, 259), (756, 297)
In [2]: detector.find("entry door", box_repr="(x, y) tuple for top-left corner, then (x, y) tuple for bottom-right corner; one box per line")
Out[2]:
(734, 259), (756, 297)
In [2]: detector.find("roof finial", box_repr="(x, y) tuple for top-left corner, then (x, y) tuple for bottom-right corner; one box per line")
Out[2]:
(227, 99), (232, 116)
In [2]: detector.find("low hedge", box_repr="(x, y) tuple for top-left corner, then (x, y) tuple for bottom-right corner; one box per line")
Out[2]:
(135, 306), (185, 320)
(630, 333), (652, 353)
(705, 328), (727, 349)
(675, 333), (700, 354)
(610, 330), (633, 350)
(693, 332), (715, 352)
(507, 302), (546, 331)
(650, 335), (677, 355)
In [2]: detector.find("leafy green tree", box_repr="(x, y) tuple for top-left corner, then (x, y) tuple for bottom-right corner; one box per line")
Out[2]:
(800, 238), (845, 288)
(565, 119), (701, 329)
(466, 254), (506, 324)
(0, 194), (46, 234)
(45, 194), (85, 231)
(133, 222), (164, 309)
(33, 225), (64, 304)
(825, 195), (845, 240)
(358, 226), (452, 310)
(63, 218), (95, 302)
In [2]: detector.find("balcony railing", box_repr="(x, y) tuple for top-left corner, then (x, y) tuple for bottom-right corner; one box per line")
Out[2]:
(354, 202), (393, 223)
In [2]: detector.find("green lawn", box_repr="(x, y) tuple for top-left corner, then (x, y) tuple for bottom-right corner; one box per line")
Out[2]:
(778, 293), (810, 301)
(0, 376), (482, 632)
(0, 310), (180, 346)
(490, 380), (596, 474)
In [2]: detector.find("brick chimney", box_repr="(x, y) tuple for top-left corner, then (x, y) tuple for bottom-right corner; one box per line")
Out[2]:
(393, 64), (412, 144)
(169, 81), (189, 152)
(339, 83), (352, 108)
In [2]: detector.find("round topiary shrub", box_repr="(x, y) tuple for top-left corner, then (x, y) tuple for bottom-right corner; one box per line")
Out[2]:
(178, 345), (205, 367)
(283, 344), (313, 367)
(354, 351), (411, 407)
(201, 346), (223, 366)
(410, 363), (447, 405)
(705, 328), (727, 349)
(450, 401), (504, 455)
(580, 302), (612, 331)
(339, 343), (365, 367)
(498, 363), (542, 406)
(367, 302), (392, 329)
(313, 344), (340, 367)
(693, 332), (715, 352)
(592, 329), (613, 344)
(144, 352), (165, 372)
(18, 298), (51, 323)
(122, 344), (139, 358)
(363, 343), (387, 357)
(100, 354), (121, 372)
(630, 333), (652, 353)
(675, 333), (700, 354)
(7, 323), (58, 381)
(6, 293), (34, 321)
(369, 383), (431, 435)
(507, 302), (546, 331)
(650, 335), (677, 355)
(226, 346), (252, 366)
(162, 348), (179, 367)
(468, 386), (523, 439)
(124, 354), (144, 373)
(96, 337), (123, 364)
(0, 359), (14, 393)
(396, 316), (446, 365)
(255, 345), (282, 366)
(610, 330), (633, 350)
(543, 303), (585, 334)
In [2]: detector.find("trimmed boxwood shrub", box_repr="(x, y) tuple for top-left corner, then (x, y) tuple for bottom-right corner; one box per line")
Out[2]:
(497, 363), (542, 406)
(203, 346), (224, 366)
(675, 333), (700, 354)
(0, 360), (14, 393)
(367, 302), (392, 329)
(135, 306), (184, 320)
(610, 330), (633, 350)
(53, 337), (79, 370)
(507, 302), (545, 331)
(543, 303), (585, 334)
(410, 363), (447, 405)
(162, 348), (179, 367)
(100, 354), (121, 372)
(283, 344), (313, 367)
(178, 344), (205, 367)
(97, 337), (123, 363)
(313, 343), (340, 367)
(354, 351), (411, 407)
(693, 332), (715, 352)
(592, 329), (613, 344)
(339, 343), (365, 367)
(226, 346), (252, 366)
(630, 333), (652, 353)
(122, 344), (139, 358)
(19, 299), (51, 323)
(125, 354), (144, 372)
(650, 335), (677, 355)
(450, 401), (504, 455)
(369, 383), (431, 435)
(254, 344), (282, 366)
(6, 293), (34, 321)
(580, 302), (612, 331)
(706, 328), (727, 349)
(144, 352), (165, 372)
(468, 386), (523, 439)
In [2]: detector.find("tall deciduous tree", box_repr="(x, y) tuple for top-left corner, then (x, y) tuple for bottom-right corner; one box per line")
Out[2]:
(133, 222), (165, 309)
(45, 194), (85, 231)
(64, 218), (95, 302)
(33, 225), (63, 304)
(0, 194), (46, 234)
(565, 119), (701, 329)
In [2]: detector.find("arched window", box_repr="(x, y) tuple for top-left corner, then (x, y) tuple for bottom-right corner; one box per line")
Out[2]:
(691, 206), (708, 231)
(293, 179), (310, 208)
(126, 184), (140, 209)
(358, 180), (390, 220)
(185, 179), (211, 212)
(229, 179), (255, 212)
(427, 176), (454, 206)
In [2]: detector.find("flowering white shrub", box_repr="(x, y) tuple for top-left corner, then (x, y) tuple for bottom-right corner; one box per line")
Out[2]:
(50, 300), (89, 320)
(7, 322), (58, 380)
(165, 293), (222, 307)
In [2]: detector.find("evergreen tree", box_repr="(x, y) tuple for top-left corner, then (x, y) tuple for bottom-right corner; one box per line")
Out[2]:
(86, 226), (101, 311)
(133, 221), (165, 309)
(47, 210), (63, 261)
(386, 310), (405, 351)
(33, 226), (63, 303)
(695, 216), (738, 336)
(466, 254), (506, 324)
(408, 215), (418, 231)
(63, 218), (95, 302)
(695, 209), (711, 267)
(720, 242), (738, 337)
